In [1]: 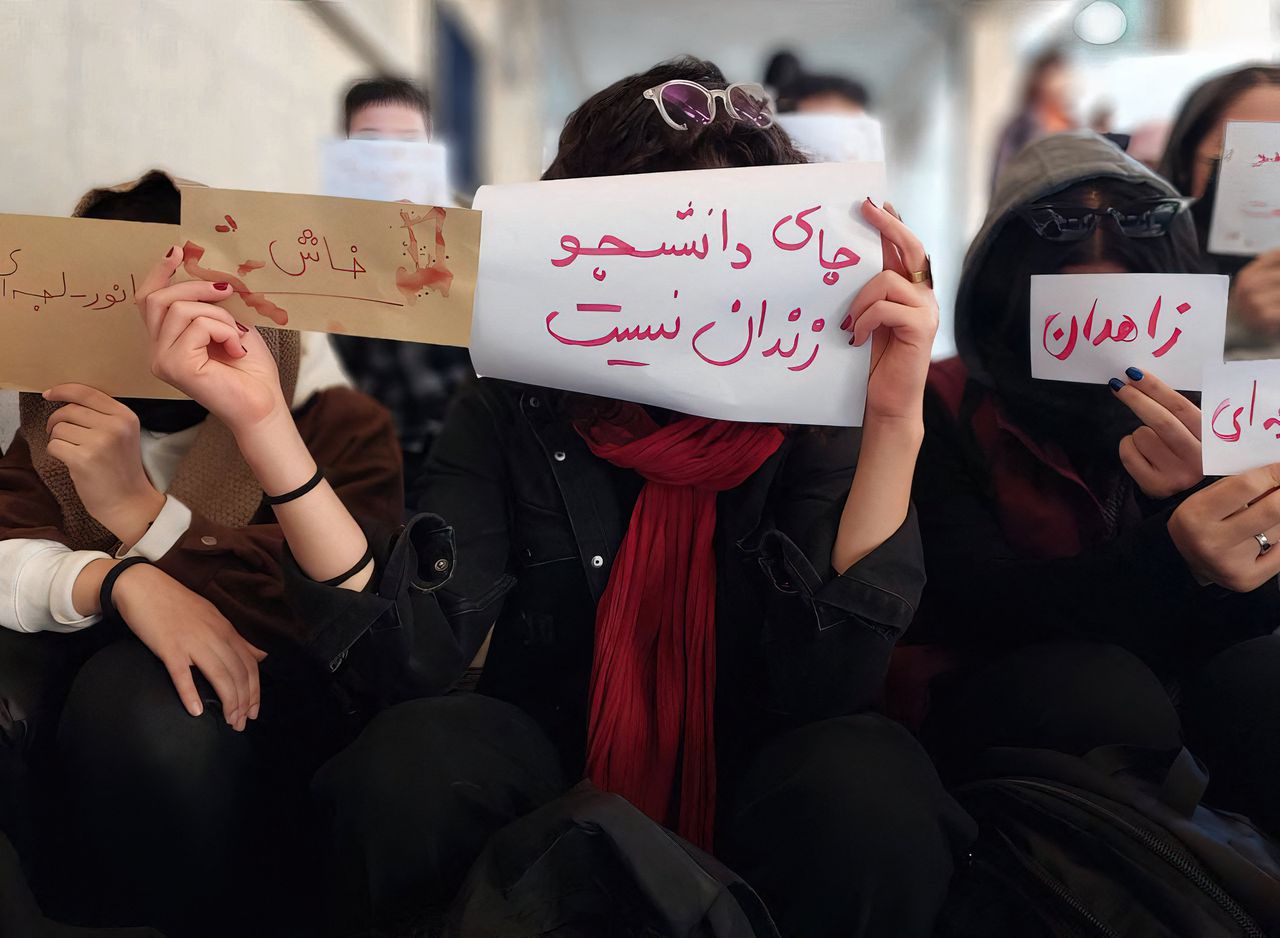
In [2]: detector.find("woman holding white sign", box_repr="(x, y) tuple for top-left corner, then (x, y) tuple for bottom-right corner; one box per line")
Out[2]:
(133, 56), (974, 938)
(1161, 64), (1280, 358)
(915, 132), (1280, 852)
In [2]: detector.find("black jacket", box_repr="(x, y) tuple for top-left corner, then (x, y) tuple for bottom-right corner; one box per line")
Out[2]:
(288, 379), (924, 774)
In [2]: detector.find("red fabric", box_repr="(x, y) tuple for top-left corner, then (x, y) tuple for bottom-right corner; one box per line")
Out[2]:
(577, 406), (784, 850)
(927, 357), (1110, 559)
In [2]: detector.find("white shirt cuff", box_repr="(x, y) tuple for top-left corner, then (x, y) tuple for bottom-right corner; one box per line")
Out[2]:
(117, 495), (192, 562)
(47, 550), (114, 631)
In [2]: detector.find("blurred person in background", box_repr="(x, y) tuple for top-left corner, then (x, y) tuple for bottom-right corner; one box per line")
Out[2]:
(763, 49), (870, 115)
(1160, 64), (1280, 359)
(329, 77), (475, 500)
(991, 47), (1077, 192)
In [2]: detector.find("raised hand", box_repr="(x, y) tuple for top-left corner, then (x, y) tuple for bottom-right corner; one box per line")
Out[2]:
(1110, 367), (1203, 499)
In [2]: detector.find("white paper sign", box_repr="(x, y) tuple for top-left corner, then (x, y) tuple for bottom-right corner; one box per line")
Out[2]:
(470, 162), (886, 426)
(1030, 273), (1228, 391)
(1207, 120), (1280, 257)
(321, 139), (450, 206)
(1202, 359), (1280, 475)
(775, 113), (885, 164)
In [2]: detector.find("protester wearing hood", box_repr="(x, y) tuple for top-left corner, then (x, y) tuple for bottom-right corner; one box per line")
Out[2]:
(1160, 64), (1280, 360)
(915, 132), (1280, 840)
(0, 172), (403, 936)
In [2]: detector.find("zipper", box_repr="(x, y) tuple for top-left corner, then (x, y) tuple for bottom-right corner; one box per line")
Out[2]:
(1005, 779), (1265, 938)
(972, 845), (1117, 938)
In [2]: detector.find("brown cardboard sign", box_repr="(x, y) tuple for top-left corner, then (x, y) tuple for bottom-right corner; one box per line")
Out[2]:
(180, 187), (479, 346)
(0, 213), (180, 397)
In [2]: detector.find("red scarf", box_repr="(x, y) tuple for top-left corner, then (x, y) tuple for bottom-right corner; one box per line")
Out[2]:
(577, 405), (784, 850)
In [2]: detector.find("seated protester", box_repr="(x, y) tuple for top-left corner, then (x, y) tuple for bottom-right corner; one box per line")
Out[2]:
(914, 131), (1280, 838)
(1159, 64), (1280, 359)
(135, 56), (976, 938)
(330, 77), (475, 495)
(0, 172), (403, 937)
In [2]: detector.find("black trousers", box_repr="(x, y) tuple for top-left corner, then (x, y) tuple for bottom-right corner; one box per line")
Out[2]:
(1, 630), (357, 938)
(312, 693), (976, 938)
(924, 637), (1280, 837)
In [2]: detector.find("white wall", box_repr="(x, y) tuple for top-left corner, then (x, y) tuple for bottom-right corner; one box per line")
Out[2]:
(0, 0), (427, 217)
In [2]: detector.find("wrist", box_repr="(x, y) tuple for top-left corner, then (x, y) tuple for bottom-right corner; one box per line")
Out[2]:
(234, 406), (317, 496)
(71, 557), (117, 618)
(100, 487), (166, 549)
(861, 410), (925, 448)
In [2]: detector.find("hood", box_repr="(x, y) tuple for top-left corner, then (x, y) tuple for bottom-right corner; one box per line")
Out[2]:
(954, 130), (1181, 387)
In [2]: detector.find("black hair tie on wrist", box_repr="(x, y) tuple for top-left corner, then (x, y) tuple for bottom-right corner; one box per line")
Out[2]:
(264, 466), (324, 506)
(99, 556), (152, 625)
(320, 547), (374, 587)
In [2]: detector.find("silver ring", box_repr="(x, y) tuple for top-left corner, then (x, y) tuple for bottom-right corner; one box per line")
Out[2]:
(1256, 532), (1273, 556)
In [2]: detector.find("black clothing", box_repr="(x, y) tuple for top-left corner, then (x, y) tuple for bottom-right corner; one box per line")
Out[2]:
(914, 378), (1280, 667)
(289, 379), (927, 777)
(314, 693), (974, 938)
(55, 638), (359, 938)
(290, 379), (969, 933)
(925, 638), (1280, 839)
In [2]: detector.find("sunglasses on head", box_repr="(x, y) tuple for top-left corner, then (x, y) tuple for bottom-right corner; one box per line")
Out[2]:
(642, 80), (775, 132)
(1016, 197), (1196, 242)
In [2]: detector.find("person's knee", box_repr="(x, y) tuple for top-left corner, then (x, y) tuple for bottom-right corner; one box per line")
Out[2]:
(58, 640), (239, 797)
(729, 714), (971, 867)
(932, 642), (1181, 765)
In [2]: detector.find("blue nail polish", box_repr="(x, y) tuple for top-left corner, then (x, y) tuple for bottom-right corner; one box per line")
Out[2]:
(1125, 367), (1144, 381)
(1108, 377), (1125, 392)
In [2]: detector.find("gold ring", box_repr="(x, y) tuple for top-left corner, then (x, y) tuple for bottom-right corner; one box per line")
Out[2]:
(908, 255), (932, 285)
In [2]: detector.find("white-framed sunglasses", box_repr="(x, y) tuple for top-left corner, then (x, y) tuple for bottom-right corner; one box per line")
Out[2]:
(641, 80), (775, 132)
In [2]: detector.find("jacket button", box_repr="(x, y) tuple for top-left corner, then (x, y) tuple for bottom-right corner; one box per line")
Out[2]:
(591, 555), (604, 568)
(433, 558), (450, 572)
(553, 451), (566, 462)
(529, 396), (541, 408)
(200, 535), (217, 547)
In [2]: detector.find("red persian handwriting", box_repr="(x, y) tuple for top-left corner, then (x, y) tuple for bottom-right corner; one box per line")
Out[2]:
(1212, 379), (1280, 444)
(395, 207), (453, 301)
(1042, 296), (1191, 361)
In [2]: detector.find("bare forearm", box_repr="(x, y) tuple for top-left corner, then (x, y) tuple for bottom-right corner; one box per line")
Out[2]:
(831, 413), (923, 573)
(235, 410), (373, 590)
(98, 489), (166, 551)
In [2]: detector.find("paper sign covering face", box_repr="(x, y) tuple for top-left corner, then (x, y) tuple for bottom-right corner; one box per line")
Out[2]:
(1029, 273), (1228, 391)
(1201, 359), (1280, 475)
(774, 113), (886, 164)
(321, 139), (451, 206)
(0, 214), (180, 397)
(469, 161), (886, 426)
(181, 186), (479, 346)
(1207, 121), (1280, 257)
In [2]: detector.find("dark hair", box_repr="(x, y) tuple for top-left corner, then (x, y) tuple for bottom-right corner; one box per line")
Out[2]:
(75, 170), (180, 225)
(343, 76), (432, 135)
(763, 50), (803, 92)
(788, 73), (870, 111)
(1159, 64), (1280, 196)
(970, 176), (1203, 454)
(543, 56), (807, 181)
(1022, 47), (1068, 106)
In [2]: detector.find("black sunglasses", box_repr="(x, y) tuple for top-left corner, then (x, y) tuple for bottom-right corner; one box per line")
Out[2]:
(1016, 197), (1196, 242)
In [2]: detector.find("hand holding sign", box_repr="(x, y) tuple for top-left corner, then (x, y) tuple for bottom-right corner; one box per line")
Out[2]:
(846, 200), (938, 423)
(136, 245), (287, 437)
(1111, 368), (1203, 499)
(1168, 463), (1280, 591)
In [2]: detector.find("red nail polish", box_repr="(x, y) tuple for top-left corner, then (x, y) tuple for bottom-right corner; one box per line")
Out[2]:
(866, 198), (879, 209)
(235, 322), (248, 334)
(165, 247), (174, 258)
(241, 344), (248, 354)
(840, 314), (853, 330)
(213, 282), (229, 291)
